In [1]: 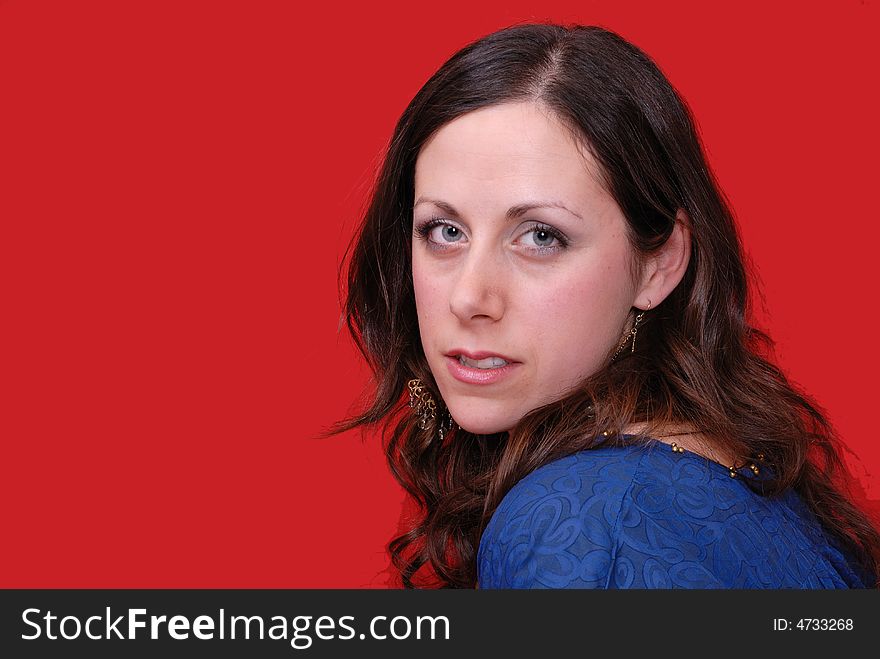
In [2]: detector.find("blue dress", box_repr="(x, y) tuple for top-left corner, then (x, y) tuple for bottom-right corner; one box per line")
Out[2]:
(477, 437), (874, 588)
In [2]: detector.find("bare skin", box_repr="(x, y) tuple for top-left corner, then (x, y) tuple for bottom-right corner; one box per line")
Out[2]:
(621, 421), (741, 468)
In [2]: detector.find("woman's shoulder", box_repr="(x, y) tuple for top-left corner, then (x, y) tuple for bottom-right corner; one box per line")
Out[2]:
(493, 443), (656, 511)
(481, 439), (750, 528)
(476, 443), (673, 588)
(477, 441), (873, 588)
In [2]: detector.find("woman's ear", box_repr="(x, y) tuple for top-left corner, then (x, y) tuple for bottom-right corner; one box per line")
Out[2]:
(635, 209), (692, 309)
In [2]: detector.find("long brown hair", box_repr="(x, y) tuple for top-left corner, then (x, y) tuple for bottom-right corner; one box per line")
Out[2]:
(324, 22), (880, 588)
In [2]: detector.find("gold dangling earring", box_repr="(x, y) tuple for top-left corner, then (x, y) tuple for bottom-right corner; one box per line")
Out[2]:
(610, 299), (651, 363)
(407, 378), (436, 429)
(630, 298), (651, 354)
(407, 378), (457, 440)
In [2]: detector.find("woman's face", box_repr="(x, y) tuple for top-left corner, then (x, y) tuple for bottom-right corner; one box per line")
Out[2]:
(411, 101), (644, 435)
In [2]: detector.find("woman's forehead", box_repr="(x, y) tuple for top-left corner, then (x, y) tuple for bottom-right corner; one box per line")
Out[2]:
(416, 102), (592, 172)
(414, 103), (612, 222)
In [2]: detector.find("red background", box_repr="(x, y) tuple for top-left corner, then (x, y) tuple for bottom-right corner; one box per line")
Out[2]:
(1, 0), (877, 587)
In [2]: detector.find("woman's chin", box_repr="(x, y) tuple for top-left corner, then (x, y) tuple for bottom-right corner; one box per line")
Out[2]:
(449, 414), (512, 436)
(440, 395), (522, 436)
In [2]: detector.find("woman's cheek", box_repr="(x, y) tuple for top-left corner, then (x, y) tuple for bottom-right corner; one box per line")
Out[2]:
(525, 278), (619, 361)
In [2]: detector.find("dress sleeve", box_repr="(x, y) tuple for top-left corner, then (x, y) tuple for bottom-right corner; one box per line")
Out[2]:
(476, 453), (639, 589)
(477, 445), (876, 589)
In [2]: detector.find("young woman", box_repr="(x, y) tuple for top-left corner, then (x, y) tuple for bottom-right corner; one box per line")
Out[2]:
(327, 23), (880, 588)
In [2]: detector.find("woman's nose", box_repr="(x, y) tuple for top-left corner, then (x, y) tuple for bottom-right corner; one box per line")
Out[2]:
(448, 245), (505, 322)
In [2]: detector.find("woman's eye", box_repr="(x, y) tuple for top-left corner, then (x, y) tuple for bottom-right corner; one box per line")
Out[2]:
(431, 224), (464, 243)
(526, 227), (559, 248)
(520, 224), (567, 252)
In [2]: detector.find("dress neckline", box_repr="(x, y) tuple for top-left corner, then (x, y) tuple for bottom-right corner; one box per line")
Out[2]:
(618, 433), (773, 482)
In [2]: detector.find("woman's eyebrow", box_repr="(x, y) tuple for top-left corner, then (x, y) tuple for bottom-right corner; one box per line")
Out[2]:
(413, 196), (583, 222)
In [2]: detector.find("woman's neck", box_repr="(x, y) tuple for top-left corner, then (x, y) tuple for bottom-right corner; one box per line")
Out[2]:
(620, 421), (740, 468)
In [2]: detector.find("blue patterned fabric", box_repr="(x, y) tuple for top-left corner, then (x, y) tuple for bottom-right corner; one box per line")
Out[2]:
(477, 438), (874, 588)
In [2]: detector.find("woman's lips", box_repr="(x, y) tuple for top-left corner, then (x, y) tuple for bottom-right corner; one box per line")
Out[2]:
(445, 355), (521, 385)
(447, 349), (516, 362)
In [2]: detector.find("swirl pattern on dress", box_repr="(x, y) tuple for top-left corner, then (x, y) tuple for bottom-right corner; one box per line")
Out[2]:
(477, 441), (873, 589)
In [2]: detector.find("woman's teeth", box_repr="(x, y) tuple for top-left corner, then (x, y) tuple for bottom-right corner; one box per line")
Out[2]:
(458, 355), (509, 369)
